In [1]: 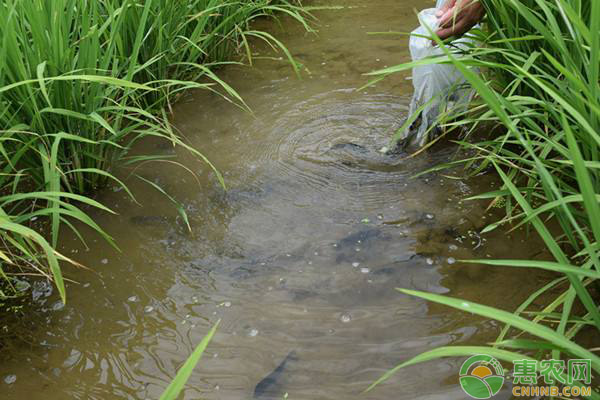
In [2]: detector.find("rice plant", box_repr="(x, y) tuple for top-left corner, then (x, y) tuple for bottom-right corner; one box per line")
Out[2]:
(0, 0), (309, 304)
(160, 321), (219, 400)
(367, 0), (600, 395)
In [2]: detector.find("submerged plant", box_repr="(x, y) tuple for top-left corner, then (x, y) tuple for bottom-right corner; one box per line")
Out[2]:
(367, 0), (600, 396)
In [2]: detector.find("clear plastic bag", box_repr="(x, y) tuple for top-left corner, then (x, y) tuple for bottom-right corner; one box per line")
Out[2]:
(398, 1), (476, 148)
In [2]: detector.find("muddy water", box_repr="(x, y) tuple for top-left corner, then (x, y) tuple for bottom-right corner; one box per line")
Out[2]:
(1, 1), (553, 399)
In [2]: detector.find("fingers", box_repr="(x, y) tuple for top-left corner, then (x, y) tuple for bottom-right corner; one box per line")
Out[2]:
(433, 0), (485, 41)
(435, 25), (459, 40)
(434, 4), (462, 43)
(435, 18), (469, 40)
(435, 0), (456, 17)
(438, 8), (458, 28)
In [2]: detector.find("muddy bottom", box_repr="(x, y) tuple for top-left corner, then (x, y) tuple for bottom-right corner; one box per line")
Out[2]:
(0, 1), (552, 399)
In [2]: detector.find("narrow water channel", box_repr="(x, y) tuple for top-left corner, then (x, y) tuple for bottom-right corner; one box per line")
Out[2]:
(1, 1), (552, 399)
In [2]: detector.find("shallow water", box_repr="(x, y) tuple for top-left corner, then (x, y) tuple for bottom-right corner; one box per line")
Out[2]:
(1, 1), (553, 399)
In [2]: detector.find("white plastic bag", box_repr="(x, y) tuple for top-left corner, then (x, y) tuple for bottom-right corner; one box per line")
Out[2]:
(399, 1), (476, 148)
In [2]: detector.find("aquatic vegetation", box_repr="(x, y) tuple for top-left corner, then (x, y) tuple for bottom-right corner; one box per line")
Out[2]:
(0, 0), (309, 304)
(367, 0), (600, 395)
(160, 321), (219, 400)
(159, 323), (295, 399)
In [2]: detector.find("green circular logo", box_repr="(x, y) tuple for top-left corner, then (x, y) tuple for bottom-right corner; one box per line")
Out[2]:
(459, 355), (505, 399)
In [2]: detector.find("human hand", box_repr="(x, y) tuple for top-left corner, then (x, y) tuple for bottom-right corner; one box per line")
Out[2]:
(434, 0), (485, 41)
